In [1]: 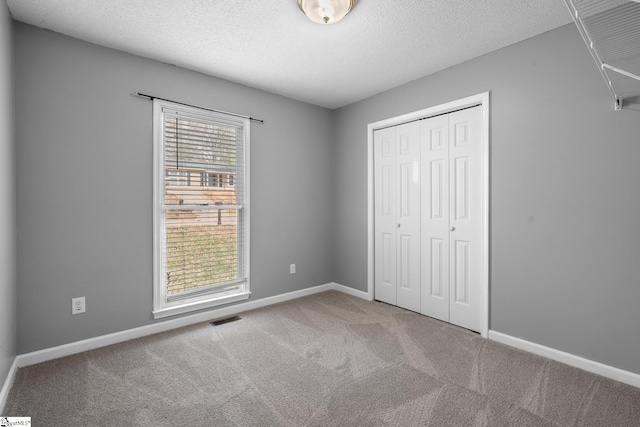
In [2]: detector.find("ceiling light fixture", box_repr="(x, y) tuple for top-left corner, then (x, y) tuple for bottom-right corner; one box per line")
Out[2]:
(297, 0), (358, 24)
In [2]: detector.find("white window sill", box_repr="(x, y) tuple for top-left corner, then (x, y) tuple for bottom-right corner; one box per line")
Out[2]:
(152, 291), (251, 319)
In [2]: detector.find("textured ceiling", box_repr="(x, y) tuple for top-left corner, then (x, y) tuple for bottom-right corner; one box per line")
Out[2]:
(7, 0), (572, 109)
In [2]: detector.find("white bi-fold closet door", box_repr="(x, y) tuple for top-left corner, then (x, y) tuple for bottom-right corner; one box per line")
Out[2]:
(374, 106), (483, 333)
(374, 120), (422, 313)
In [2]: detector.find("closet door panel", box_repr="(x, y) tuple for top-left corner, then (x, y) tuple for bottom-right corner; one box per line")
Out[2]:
(396, 122), (421, 313)
(448, 106), (483, 332)
(420, 115), (450, 322)
(374, 127), (397, 305)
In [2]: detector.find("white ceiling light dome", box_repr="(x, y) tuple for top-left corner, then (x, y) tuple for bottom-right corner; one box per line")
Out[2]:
(297, 0), (358, 24)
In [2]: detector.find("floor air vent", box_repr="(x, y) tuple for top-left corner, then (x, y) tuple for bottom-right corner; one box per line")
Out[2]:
(210, 315), (241, 326)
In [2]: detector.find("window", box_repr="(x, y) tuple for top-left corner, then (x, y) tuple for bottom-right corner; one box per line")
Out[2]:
(153, 100), (250, 318)
(208, 172), (222, 187)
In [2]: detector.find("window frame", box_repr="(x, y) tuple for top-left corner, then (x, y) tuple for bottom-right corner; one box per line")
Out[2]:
(152, 99), (250, 319)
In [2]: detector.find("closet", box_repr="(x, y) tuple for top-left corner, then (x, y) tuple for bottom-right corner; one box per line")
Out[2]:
(374, 105), (483, 333)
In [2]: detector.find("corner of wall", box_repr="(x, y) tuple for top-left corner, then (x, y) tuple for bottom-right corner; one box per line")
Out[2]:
(329, 108), (338, 283)
(0, 0), (18, 402)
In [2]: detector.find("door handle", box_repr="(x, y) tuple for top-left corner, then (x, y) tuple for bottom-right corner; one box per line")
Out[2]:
(449, 226), (456, 231)
(397, 224), (401, 228)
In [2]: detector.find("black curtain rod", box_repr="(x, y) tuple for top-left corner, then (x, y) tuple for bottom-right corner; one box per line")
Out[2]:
(132, 92), (264, 124)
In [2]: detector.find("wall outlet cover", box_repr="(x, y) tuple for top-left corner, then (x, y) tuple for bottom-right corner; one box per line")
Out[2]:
(72, 296), (86, 315)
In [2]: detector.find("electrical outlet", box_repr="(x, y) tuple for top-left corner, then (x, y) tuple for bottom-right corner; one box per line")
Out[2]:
(72, 297), (86, 315)
(290, 264), (296, 274)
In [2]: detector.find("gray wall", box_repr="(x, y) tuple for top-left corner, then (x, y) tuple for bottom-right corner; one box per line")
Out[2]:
(15, 23), (333, 354)
(0, 1), (16, 391)
(333, 24), (640, 375)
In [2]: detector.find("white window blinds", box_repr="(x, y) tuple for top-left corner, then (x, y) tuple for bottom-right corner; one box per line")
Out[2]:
(153, 100), (250, 317)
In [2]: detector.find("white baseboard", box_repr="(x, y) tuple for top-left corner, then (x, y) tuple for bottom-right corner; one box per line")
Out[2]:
(0, 357), (19, 413)
(16, 282), (368, 368)
(489, 330), (640, 389)
(331, 282), (372, 301)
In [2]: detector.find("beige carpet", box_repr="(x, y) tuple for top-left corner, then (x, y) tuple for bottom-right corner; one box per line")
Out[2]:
(5, 291), (640, 426)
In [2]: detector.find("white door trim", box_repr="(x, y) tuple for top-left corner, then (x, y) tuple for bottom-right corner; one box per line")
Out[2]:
(367, 92), (490, 338)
